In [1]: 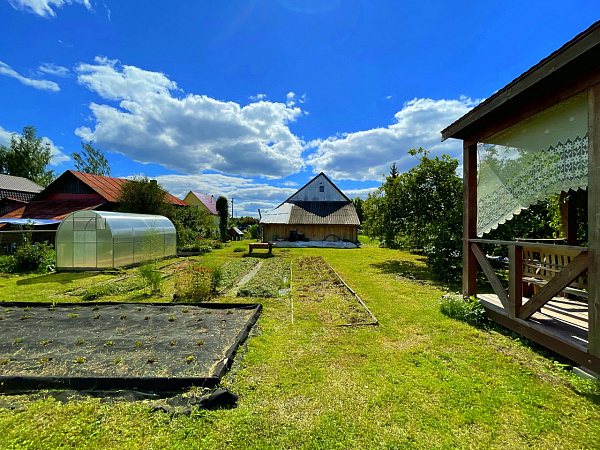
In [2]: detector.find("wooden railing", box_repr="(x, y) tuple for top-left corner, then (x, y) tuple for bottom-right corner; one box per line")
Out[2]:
(469, 239), (588, 320)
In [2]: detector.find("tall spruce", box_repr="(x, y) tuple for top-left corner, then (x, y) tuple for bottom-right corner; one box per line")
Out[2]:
(216, 196), (229, 242)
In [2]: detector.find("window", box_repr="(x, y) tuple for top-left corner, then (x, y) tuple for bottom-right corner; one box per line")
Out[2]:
(319, 185), (324, 192)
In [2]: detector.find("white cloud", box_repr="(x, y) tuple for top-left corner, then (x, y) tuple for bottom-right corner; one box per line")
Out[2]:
(0, 61), (60, 92)
(307, 97), (480, 181)
(7, 0), (92, 17)
(0, 125), (70, 166)
(344, 187), (378, 199)
(75, 57), (305, 179)
(249, 93), (266, 101)
(154, 173), (296, 217)
(38, 63), (70, 77)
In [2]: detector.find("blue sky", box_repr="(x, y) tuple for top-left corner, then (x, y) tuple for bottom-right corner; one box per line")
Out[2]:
(0, 1), (598, 216)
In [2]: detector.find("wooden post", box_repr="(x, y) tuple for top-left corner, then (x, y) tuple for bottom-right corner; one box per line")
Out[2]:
(463, 141), (478, 297)
(559, 191), (578, 245)
(508, 244), (523, 318)
(588, 86), (600, 358)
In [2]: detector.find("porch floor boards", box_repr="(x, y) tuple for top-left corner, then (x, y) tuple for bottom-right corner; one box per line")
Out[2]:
(478, 293), (589, 351)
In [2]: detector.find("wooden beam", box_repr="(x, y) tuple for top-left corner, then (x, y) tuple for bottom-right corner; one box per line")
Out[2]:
(508, 244), (523, 318)
(471, 242), (508, 309)
(463, 142), (478, 297)
(518, 252), (588, 320)
(589, 85), (600, 358)
(559, 191), (579, 245)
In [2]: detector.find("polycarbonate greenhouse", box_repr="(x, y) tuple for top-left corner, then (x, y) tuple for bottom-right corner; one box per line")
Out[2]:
(56, 210), (177, 270)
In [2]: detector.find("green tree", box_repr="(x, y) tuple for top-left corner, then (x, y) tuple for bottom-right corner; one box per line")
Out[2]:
(216, 196), (229, 242)
(0, 126), (54, 186)
(116, 175), (172, 216)
(363, 148), (463, 280)
(353, 197), (365, 224)
(71, 141), (111, 176)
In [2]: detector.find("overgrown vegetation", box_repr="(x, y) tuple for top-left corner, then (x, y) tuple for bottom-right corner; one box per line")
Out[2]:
(439, 293), (488, 328)
(173, 265), (221, 301)
(217, 258), (258, 290)
(6, 242), (56, 273)
(237, 257), (289, 298)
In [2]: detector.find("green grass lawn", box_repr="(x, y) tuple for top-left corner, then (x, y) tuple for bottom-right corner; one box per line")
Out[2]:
(0, 242), (598, 449)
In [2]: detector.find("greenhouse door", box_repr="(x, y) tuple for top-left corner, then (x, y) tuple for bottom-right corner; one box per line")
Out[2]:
(73, 216), (97, 268)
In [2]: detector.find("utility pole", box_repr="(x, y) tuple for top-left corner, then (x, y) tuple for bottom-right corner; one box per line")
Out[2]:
(231, 198), (234, 218)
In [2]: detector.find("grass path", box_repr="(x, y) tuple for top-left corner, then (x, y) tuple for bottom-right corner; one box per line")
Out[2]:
(0, 243), (598, 449)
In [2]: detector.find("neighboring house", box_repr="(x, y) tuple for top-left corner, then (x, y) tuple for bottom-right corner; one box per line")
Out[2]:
(228, 226), (244, 241)
(260, 173), (360, 244)
(1, 170), (187, 223)
(0, 174), (43, 216)
(183, 191), (220, 224)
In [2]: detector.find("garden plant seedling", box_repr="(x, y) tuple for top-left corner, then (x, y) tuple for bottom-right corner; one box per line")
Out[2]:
(134, 340), (143, 348)
(104, 341), (115, 347)
(12, 338), (22, 345)
(38, 357), (50, 364)
(168, 316), (176, 322)
(186, 356), (194, 363)
(68, 314), (78, 319)
(196, 340), (204, 346)
(74, 357), (86, 364)
(23, 307), (30, 311)
(40, 341), (50, 346)
(75, 339), (85, 346)
(113, 358), (122, 365)
(0, 359), (10, 365)
(20, 315), (29, 320)
(147, 357), (158, 364)
(170, 341), (177, 346)
(93, 314), (101, 320)
(120, 315), (127, 320)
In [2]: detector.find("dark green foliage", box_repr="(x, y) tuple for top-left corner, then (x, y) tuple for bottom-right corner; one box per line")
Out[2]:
(216, 196), (229, 242)
(363, 148), (462, 280)
(171, 206), (216, 250)
(117, 175), (172, 216)
(353, 197), (365, 224)
(440, 294), (488, 328)
(138, 264), (163, 293)
(71, 141), (111, 176)
(0, 126), (54, 186)
(248, 224), (260, 239)
(14, 242), (55, 273)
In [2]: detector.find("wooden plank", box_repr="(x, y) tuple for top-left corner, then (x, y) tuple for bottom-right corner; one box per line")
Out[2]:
(463, 142), (477, 297)
(471, 242), (508, 309)
(519, 252), (588, 320)
(480, 302), (600, 374)
(589, 85), (600, 358)
(469, 238), (587, 252)
(508, 245), (523, 318)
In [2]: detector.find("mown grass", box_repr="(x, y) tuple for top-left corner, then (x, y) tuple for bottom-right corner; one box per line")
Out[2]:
(0, 242), (598, 449)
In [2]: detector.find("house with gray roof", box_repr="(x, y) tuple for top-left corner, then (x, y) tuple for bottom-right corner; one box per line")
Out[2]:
(260, 173), (360, 246)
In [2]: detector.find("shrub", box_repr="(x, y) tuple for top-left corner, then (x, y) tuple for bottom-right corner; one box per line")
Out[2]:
(14, 242), (55, 273)
(174, 265), (221, 301)
(440, 294), (488, 328)
(139, 263), (163, 293)
(0, 255), (16, 273)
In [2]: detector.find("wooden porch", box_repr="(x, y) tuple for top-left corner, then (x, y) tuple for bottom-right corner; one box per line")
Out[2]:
(440, 21), (600, 375)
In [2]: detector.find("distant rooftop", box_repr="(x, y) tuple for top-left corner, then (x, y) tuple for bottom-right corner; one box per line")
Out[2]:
(0, 174), (43, 194)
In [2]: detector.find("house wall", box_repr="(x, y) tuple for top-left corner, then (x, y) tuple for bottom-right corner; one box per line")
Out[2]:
(262, 224), (357, 243)
(288, 173), (347, 202)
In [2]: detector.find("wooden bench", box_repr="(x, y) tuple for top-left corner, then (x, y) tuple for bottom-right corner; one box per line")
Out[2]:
(521, 245), (588, 298)
(248, 242), (273, 254)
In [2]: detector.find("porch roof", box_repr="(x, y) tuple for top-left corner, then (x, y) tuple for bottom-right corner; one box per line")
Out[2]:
(441, 20), (600, 142)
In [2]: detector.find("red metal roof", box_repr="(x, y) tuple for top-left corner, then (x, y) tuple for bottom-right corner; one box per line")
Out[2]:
(69, 171), (187, 206)
(1, 196), (103, 220)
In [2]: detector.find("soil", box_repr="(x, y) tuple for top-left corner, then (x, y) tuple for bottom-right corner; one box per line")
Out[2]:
(0, 301), (261, 390)
(293, 257), (376, 326)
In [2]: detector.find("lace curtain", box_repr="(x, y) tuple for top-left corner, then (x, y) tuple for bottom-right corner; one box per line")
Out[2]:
(477, 93), (588, 236)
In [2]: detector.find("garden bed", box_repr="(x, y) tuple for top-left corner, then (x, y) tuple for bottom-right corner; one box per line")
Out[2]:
(237, 257), (290, 298)
(0, 301), (261, 391)
(293, 256), (376, 326)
